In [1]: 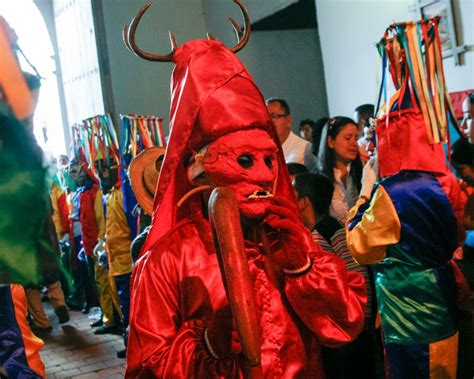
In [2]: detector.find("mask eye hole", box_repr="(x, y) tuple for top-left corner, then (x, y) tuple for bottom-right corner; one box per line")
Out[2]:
(237, 154), (253, 169)
(264, 156), (274, 169)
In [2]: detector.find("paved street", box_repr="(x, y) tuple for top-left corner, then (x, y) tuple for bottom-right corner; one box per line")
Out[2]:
(36, 303), (125, 378)
(34, 291), (474, 378)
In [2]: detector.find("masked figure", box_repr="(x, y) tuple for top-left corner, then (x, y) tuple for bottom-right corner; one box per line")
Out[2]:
(70, 159), (122, 330)
(94, 158), (133, 337)
(124, 4), (366, 378)
(346, 19), (466, 379)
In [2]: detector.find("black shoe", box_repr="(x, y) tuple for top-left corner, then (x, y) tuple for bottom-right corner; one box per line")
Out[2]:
(81, 306), (90, 315)
(117, 349), (126, 359)
(90, 319), (103, 328)
(55, 305), (70, 324)
(94, 325), (120, 335)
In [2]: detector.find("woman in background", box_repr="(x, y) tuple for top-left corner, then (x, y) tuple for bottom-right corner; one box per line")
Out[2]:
(317, 117), (362, 223)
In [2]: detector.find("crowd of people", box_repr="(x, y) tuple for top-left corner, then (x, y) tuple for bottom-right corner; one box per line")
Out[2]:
(1, 9), (474, 379)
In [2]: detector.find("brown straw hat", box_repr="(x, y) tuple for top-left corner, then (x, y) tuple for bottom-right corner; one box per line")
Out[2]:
(128, 146), (166, 215)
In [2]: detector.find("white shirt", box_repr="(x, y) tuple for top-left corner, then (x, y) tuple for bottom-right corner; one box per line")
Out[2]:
(329, 163), (359, 223)
(282, 131), (316, 170)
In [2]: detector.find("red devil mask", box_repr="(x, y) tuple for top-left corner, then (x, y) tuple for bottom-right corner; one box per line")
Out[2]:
(203, 129), (279, 219)
(139, 40), (294, 253)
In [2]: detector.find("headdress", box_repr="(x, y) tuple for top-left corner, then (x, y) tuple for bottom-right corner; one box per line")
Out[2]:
(123, 1), (294, 253)
(375, 17), (458, 177)
(72, 114), (120, 173)
(120, 113), (167, 221)
(123, 113), (167, 216)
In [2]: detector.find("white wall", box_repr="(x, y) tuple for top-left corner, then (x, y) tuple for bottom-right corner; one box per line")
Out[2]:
(101, 0), (207, 131)
(202, 0), (329, 129)
(102, 0), (328, 134)
(316, 0), (474, 117)
(202, 0), (298, 44)
(238, 29), (329, 126)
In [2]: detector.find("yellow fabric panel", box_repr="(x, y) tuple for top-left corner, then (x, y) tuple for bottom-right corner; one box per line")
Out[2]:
(345, 186), (401, 265)
(50, 183), (64, 238)
(94, 189), (106, 241)
(10, 284), (45, 378)
(108, 273), (122, 319)
(93, 256), (120, 326)
(429, 332), (458, 379)
(106, 187), (132, 276)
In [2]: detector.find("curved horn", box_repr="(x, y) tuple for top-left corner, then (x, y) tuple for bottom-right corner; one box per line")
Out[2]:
(229, 0), (251, 53)
(227, 17), (243, 40)
(124, 3), (176, 62)
(122, 25), (133, 52)
(206, 32), (217, 41)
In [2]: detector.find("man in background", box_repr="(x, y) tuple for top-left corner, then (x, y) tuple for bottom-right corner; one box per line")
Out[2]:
(266, 97), (316, 170)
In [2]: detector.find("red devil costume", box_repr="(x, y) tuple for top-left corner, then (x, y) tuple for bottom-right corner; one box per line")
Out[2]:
(124, 4), (366, 378)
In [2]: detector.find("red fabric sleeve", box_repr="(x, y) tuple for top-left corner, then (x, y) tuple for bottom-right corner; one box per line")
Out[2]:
(449, 258), (471, 305)
(437, 172), (467, 245)
(126, 251), (237, 378)
(285, 251), (367, 348)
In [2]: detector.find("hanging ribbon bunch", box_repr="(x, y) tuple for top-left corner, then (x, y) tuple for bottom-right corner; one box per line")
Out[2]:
(376, 17), (458, 145)
(71, 114), (120, 174)
(120, 114), (166, 159)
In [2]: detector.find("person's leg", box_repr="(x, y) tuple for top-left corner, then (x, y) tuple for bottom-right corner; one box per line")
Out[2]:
(24, 287), (51, 330)
(385, 333), (458, 379)
(114, 273), (131, 329)
(79, 252), (98, 313)
(0, 284), (45, 378)
(93, 274), (123, 335)
(47, 281), (65, 309)
(92, 256), (117, 327)
(59, 242), (71, 299)
(47, 281), (69, 324)
(86, 255), (99, 302)
(109, 274), (122, 320)
(67, 236), (85, 309)
(113, 273), (131, 359)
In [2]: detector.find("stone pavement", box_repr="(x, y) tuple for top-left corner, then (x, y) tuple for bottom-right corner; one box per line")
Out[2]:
(36, 302), (125, 378)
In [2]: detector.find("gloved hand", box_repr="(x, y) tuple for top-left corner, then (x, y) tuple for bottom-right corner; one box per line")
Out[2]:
(360, 152), (379, 199)
(60, 233), (70, 243)
(98, 249), (108, 267)
(93, 239), (105, 257)
(205, 306), (241, 359)
(263, 196), (312, 273)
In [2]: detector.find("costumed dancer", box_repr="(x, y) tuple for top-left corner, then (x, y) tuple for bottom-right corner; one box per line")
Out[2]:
(66, 157), (100, 314)
(124, 2), (367, 377)
(346, 18), (466, 378)
(83, 115), (136, 347)
(0, 16), (46, 378)
(115, 114), (166, 358)
(69, 137), (122, 332)
(50, 173), (71, 243)
(128, 145), (165, 262)
(50, 171), (75, 300)
(122, 113), (166, 261)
